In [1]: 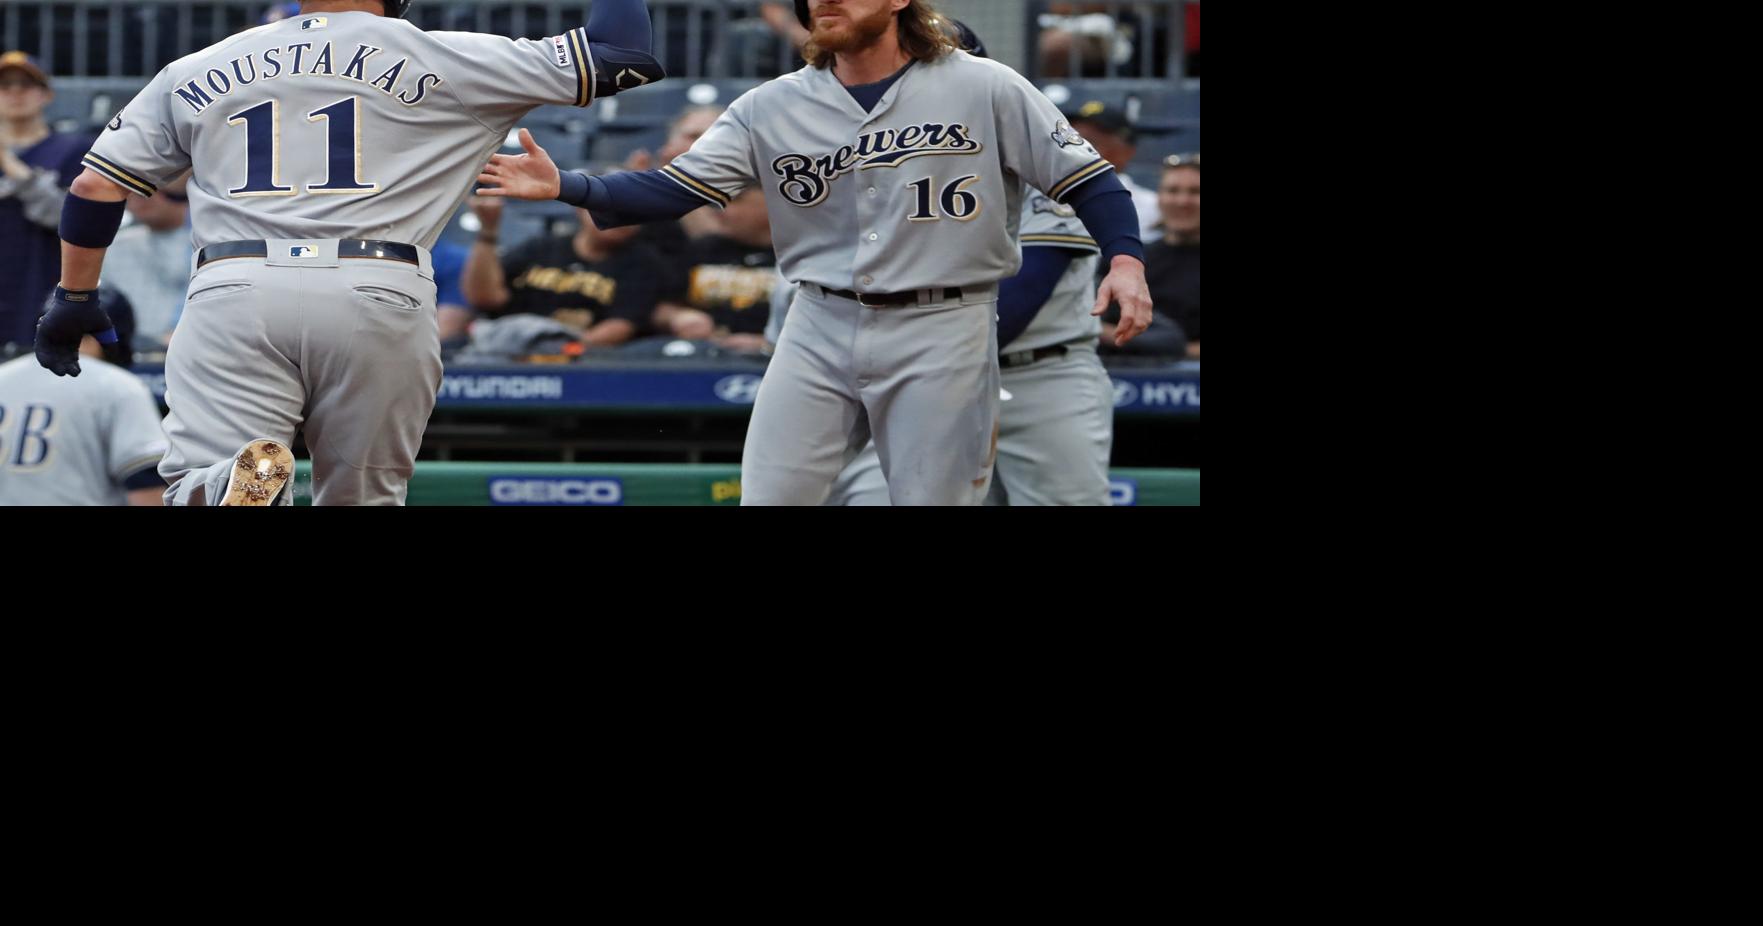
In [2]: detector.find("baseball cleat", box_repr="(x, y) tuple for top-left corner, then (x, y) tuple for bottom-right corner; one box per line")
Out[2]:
(219, 438), (293, 506)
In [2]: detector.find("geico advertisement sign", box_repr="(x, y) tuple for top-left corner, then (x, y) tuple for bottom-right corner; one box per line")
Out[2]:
(488, 477), (625, 506)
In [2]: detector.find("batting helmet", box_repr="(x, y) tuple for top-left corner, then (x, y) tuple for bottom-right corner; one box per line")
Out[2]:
(795, 0), (809, 28)
(385, 0), (412, 17)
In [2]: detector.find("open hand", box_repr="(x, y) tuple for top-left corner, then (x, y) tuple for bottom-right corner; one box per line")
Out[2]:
(476, 128), (562, 200)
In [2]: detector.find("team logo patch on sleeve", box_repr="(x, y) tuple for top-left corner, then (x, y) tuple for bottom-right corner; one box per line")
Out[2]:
(1031, 195), (1077, 217)
(107, 112), (123, 131)
(551, 35), (573, 68)
(1052, 120), (1087, 149)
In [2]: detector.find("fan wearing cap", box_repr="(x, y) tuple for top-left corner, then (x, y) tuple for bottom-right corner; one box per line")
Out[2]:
(1065, 100), (1161, 241)
(0, 52), (92, 353)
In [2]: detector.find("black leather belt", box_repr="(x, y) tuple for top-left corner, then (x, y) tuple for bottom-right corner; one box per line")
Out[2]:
(196, 239), (421, 268)
(999, 345), (1069, 369)
(821, 285), (963, 307)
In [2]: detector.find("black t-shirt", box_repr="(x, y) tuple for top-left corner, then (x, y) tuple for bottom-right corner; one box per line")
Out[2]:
(1143, 239), (1200, 341)
(633, 219), (688, 258)
(660, 235), (778, 335)
(493, 235), (662, 331)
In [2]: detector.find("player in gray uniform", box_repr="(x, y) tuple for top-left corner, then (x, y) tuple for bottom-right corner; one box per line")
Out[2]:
(777, 190), (1111, 506)
(31, 0), (664, 505)
(1, 296), (166, 506)
(477, 0), (1154, 506)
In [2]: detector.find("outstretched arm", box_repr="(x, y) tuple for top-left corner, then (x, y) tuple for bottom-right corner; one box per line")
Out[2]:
(477, 128), (710, 227)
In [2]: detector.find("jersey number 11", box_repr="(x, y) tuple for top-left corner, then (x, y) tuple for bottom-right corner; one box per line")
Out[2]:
(226, 97), (380, 197)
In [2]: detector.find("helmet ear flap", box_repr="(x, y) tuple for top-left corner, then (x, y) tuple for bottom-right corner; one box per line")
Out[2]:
(796, 0), (810, 29)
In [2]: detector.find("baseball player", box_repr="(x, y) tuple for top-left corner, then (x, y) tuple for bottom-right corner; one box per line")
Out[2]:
(812, 21), (1113, 506)
(478, 0), (1154, 505)
(32, 0), (666, 505)
(1, 288), (167, 506)
(774, 189), (1112, 507)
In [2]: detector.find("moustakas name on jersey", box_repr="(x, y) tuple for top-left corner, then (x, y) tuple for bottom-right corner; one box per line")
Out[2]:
(80, 11), (613, 251)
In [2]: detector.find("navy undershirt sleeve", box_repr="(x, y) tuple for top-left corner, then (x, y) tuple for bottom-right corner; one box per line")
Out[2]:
(996, 247), (1075, 349)
(557, 169), (711, 229)
(121, 466), (166, 491)
(1066, 173), (1145, 264)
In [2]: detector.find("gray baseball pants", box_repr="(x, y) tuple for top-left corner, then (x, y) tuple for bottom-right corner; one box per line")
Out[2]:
(158, 239), (442, 506)
(742, 283), (1001, 506)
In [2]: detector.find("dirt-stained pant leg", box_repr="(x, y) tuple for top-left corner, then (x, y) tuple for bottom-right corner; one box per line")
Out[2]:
(159, 264), (306, 506)
(298, 260), (442, 506)
(991, 346), (1115, 506)
(740, 288), (869, 505)
(860, 294), (1000, 506)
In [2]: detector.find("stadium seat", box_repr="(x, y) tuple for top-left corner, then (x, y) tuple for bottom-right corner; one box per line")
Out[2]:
(42, 77), (149, 131)
(1132, 82), (1200, 131)
(595, 83), (693, 128)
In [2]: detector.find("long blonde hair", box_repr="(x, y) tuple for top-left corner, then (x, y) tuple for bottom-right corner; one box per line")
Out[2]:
(801, 0), (957, 70)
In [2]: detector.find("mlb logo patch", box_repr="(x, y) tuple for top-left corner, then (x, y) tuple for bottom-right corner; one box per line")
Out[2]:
(301, 17), (327, 31)
(288, 246), (316, 258)
(551, 35), (573, 68)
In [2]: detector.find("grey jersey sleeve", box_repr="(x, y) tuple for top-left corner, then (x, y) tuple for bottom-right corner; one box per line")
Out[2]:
(105, 374), (167, 482)
(83, 69), (191, 196)
(428, 28), (597, 118)
(656, 95), (759, 208)
(1020, 191), (1100, 254)
(990, 67), (1115, 205)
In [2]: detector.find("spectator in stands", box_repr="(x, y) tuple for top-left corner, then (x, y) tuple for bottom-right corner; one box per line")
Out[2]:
(628, 105), (727, 252)
(651, 189), (777, 353)
(1101, 154), (1197, 358)
(463, 197), (661, 349)
(759, 1), (812, 50)
(1039, 2), (1193, 78)
(1065, 100), (1160, 240)
(103, 173), (193, 350)
(0, 52), (91, 354)
(432, 237), (473, 352)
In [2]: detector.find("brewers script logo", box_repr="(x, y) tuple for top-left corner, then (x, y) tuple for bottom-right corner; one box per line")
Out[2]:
(772, 122), (983, 207)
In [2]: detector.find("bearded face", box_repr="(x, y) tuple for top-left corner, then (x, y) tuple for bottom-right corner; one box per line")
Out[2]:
(808, 0), (901, 53)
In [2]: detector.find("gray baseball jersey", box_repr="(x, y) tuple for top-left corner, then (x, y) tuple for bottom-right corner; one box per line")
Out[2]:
(0, 355), (166, 506)
(1012, 191), (1101, 353)
(84, 11), (599, 249)
(84, 10), (606, 505)
(661, 50), (1111, 292)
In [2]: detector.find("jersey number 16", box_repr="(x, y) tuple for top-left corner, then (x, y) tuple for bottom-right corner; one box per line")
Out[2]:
(226, 96), (380, 197)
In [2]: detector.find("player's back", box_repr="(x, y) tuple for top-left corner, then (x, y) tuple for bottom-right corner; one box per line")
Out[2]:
(86, 10), (597, 249)
(0, 356), (166, 506)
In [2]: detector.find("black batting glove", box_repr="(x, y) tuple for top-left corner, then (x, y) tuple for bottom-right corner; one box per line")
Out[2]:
(35, 286), (116, 378)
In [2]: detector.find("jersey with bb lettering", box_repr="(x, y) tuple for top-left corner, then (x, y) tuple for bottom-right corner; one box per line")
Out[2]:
(83, 10), (598, 249)
(0, 356), (166, 506)
(1011, 191), (1101, 352)
(657, 50), (1111, 293)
